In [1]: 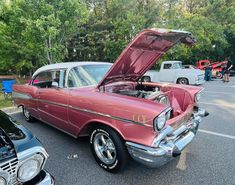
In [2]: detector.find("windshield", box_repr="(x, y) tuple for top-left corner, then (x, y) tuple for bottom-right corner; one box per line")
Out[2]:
(68, 64), (112, 87)
(172, 62), (183, 69)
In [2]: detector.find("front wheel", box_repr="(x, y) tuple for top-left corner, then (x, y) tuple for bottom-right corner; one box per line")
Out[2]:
(23, 107), (35, 122)
(90, 126), (128, 173)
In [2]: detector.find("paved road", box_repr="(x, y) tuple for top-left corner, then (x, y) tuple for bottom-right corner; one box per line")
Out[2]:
(10, 77), (235, 185)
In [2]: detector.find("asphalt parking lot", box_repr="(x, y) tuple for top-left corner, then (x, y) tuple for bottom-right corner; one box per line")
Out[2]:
(10, 77), (235, 185)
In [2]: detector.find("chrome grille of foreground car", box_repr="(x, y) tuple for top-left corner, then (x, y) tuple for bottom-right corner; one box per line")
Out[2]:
(0, 157), (19, 184)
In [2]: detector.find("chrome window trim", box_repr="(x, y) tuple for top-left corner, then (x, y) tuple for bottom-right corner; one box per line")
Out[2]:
(31, 68), (67, 88)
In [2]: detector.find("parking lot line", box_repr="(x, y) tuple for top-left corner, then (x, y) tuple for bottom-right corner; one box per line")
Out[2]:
(199, 129), (235, 140)
(204, 84), (235, 88)
(8, 111), (22, 115)
(200, 102), (235, 109)
(203, 91), (235, 95)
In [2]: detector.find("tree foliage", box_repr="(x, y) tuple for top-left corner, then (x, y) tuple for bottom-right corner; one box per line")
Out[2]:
(0, 0), (235, 75)
(0, 0), (88, 74)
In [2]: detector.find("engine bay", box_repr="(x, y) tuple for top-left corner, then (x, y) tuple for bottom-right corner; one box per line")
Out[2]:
(0, 128), (15, 160)
(115, 83), (170, 105)
(105, 81), (194, 116)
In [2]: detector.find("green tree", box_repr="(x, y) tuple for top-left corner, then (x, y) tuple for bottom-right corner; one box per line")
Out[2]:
(0, 0), (88, 75)
(1, 0), (235, 75)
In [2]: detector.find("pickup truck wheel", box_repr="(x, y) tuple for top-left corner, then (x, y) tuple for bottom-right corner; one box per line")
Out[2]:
(90, 126), (128, 173)
(23, 107), (35, 122)
(177, 78), (189, 85)
(217, 72), (223, 79)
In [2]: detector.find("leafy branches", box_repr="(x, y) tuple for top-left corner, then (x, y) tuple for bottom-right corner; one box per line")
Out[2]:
(0, 0), (235, 75)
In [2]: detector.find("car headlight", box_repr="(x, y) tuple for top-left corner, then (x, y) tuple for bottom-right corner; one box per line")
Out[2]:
(18, 154), (44, 182)
(195, 92), (201, 102)
(0, 177), (7, 185)
(154, 113), (166, 131)
(154, 108), (172, 131)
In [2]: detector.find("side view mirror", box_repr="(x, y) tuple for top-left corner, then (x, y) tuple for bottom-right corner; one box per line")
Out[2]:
(52, 81), (59, 88)
(141, 76), (151, 82)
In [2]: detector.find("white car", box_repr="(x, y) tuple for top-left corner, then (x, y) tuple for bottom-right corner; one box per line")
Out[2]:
(146, 61), (205, 85)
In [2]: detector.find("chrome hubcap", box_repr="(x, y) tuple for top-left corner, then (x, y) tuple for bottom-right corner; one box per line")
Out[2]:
(93, 133), (116, 165)
(24, 108), (30, 119)
(180, 79), (187, 84)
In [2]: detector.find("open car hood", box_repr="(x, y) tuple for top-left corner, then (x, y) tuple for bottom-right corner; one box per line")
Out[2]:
(98, 28), (196, 88)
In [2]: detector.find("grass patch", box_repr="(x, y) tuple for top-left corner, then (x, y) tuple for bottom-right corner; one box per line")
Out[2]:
(0, 94), (13, 109)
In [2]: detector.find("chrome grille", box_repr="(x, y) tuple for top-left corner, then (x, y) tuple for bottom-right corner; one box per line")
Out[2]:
(0, 157), (19, 184)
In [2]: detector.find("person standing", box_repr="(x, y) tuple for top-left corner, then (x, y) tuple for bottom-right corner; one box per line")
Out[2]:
(204, 64), (212, 81)
(223, 57), (233, 82)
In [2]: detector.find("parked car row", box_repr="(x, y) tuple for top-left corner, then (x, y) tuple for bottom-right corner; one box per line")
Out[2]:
(1, 28), (209, 184)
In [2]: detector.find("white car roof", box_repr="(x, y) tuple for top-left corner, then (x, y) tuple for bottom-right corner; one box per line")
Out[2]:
(162, 61), (182, 64)
(33, 61), (112, 78)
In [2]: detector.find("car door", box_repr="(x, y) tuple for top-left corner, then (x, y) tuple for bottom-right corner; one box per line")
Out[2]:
(159, 63), (175, 82)
(33, 69), (70, 132)
(66, 64), (112, 136)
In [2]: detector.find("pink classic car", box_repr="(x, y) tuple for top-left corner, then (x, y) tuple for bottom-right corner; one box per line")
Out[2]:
(12, 28), (209, 173)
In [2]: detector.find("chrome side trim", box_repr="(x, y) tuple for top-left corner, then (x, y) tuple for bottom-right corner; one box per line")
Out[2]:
(12, 91), (32, 100)
(37, 99), (67, 108)
(13, 91), (147, 126)
(68, 105), (145, 126)
(36, 99), (145, 126)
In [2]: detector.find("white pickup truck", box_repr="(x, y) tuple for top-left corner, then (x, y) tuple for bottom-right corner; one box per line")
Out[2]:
(146, 61), (205, 85)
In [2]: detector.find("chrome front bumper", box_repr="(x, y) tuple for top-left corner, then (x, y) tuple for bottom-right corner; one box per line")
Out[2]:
(36, 171), (55, 185)
(126, 108), (208, 168)
(23, 170), (55, 185)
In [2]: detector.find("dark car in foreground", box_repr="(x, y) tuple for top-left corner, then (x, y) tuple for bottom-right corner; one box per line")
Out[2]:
(0, 110), (54, 184)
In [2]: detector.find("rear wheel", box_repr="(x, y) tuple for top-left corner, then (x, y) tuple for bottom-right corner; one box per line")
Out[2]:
(177, 78), (189, 85)
(216, 72), (223, 79)
(90, 126), (128, 173)
(23, 107), (35, 122)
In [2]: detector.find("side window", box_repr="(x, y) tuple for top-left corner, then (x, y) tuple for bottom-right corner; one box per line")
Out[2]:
(67, 68), (84, 88)
(163, 64), (172, 69)
(68, 69), (78, 88)
(172, 63), (181, 69)
(33, 69), (66, 88)
(67, 67), (91, 88)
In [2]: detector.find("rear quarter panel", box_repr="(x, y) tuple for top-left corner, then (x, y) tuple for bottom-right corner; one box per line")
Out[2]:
(12, 84), (38, 117)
